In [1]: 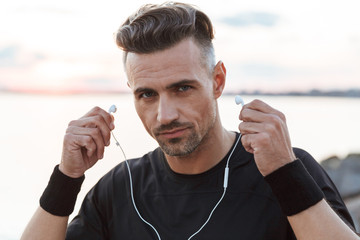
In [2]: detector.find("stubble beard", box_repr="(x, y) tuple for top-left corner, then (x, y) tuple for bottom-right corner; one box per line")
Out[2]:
(155, 114), (216, 157)
(157, 129), (202, 157)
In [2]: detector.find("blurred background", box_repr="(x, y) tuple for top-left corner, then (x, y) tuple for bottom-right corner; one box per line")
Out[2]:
(1, 0), (359, 239)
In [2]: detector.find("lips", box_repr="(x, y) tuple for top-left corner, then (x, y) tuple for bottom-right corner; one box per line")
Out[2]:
(154, 121), (193, 139)
(158, 127), (188, 139)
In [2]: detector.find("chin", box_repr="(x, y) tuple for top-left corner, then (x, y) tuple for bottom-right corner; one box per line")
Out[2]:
(158, 138), (201, 157)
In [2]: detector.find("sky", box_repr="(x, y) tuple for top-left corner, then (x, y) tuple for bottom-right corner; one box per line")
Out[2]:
(0, 0), (359, 94)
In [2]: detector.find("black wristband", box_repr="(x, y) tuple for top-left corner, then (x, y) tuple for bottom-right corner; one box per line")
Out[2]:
(40, 165), (85, 216)
(264, 159), (324, 216)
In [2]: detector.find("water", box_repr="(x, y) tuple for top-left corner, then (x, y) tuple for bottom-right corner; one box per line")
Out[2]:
(1, 93), (360, 239)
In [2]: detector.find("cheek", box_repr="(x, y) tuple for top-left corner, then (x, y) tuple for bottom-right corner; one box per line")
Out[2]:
(184, 95), (216, 125)
(134, 102), (154, 136)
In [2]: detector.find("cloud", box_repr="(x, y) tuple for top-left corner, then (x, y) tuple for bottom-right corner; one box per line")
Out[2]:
(239, 63), (287, 77)
(0, 46), (20, 67)
(0, 45), (46, 67)
(0, 46), (18, 59)
(220, 12), (280, 27)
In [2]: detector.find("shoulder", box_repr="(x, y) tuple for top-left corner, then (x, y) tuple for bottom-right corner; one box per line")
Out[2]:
(293, 147), (334, 188)
(293, 148), (324, 176)
(66, 151), (162, 238)
(293, 148), (355, 228)
(81, 148), (163, 209)
(293, 147), (317, 165)
(99, 147), (163, 185)
(94, 147), (164, 192)
(292, 148), (337, 185)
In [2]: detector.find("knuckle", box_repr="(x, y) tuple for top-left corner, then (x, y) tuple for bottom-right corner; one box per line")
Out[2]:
(268, 114), (277, 123)
(93, 115), (104, 125)
(269, 115), (283, 128)
(252, 99), (260, 104)
(84, 135), (93, 145)
(68, 120), (77, 127)
(278, 112), (286, 122)
(92, 106), (102, 113)
(63, 133), (73, 142)
(238, 122), (245, 131)
(241, 134), (249, 143)
(240, 109), (250, 121)
(252, 99), (262, 106)
(258, 132), (271, 145)
(90, 127), (101, 136)
(265, 123), (276, 134)
(65, 125), (76, 133)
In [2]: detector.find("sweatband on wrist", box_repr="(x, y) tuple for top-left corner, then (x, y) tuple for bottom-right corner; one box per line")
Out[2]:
(264, 159), (324, 216)
(40, 165), (85, 216)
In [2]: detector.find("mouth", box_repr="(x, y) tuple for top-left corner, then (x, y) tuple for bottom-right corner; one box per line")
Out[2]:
(157, 127), (189, 139)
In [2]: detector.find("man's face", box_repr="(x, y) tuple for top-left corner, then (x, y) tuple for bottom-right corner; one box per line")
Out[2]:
(126, 38), (218, 157)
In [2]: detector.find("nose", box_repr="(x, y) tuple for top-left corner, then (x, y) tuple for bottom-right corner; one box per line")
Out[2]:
(156, 96), (179, 125)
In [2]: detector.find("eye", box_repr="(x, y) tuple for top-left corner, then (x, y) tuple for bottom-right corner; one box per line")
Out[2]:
(140, 91), (156, 99)
(178, 85), (192, 92)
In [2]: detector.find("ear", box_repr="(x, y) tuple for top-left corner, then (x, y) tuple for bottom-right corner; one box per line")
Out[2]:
(212, 61), (227, 99)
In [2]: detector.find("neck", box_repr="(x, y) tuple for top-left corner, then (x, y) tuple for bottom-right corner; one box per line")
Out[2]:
(164, 126), (236, 175)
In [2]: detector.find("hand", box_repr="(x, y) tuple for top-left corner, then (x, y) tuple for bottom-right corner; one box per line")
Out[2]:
(238, 99), (296, 176)
(59, 107), (115, 178)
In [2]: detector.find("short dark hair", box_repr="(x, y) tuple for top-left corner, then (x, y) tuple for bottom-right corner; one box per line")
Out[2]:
(115, 2), (216, 74)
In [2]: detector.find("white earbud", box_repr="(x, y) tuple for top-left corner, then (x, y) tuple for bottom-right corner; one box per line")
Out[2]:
(235, 95), (244, 106)
(108, 104), (117, 113)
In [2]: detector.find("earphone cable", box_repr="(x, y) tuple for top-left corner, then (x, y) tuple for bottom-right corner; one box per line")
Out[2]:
(111, 131), (127, 160)
(125, 160), (162, 240)
(187, 134), (241, 240)
(110, 131), (161, 239)
(111, 130), (241, 240)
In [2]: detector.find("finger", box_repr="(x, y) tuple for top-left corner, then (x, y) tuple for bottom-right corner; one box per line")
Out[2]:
(64, 133), (98, 158)
(244, 99), (276, 114)
(241, 132), (272, 154)
(241, 99), (286, 122)
(69, 115), (112, 147)
(240, 108), (286, 131)
(240, 134), (254, 154)
(67, 126), (106, 159)
(239, 121), (264, 135)
(239, 108), (268, 123)
(82, 106), (115, 130)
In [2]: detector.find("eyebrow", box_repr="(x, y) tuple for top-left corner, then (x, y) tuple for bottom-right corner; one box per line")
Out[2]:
(165, 79), (199, 90)
(134, 79), (200, 94)
(134, 87), (154, 95)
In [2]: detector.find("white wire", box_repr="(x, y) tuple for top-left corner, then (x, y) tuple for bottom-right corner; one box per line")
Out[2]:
(125, 160), (162, 240)
(187, 134), (241, 240)
(110, 131), (161, 239)
(111, 131), (127, 159)
(187, 187), (227, 239)
(111, 129), (241, 240)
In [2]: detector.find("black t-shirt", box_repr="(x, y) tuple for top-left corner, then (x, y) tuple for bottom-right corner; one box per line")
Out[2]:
(66, 134), (354, 239)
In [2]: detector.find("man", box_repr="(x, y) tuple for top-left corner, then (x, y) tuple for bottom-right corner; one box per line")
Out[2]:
(21, 2), (358, 239)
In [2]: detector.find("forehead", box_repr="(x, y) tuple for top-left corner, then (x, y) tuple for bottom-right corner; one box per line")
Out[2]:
(125, 38), (206, 87)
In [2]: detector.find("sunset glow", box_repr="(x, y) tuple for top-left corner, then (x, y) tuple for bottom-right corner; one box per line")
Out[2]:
(1, 0), (359, 93)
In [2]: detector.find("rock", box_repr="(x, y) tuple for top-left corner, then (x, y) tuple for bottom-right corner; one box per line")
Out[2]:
(321, 154), (360, 198)
(320, 153), (360, 231)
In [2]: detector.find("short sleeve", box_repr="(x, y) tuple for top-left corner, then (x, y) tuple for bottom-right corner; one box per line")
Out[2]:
(66, 184), (108, 239)
(294, 148), (355, 229)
